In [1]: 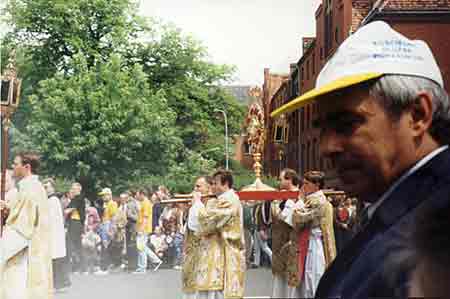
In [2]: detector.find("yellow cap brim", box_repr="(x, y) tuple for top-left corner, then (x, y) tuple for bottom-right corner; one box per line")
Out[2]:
(270, 73), (383, 118)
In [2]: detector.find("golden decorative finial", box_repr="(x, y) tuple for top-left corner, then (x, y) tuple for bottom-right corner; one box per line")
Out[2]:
(1, 50), (21, 109)
(248, 86), (262, 100)
(240, 86), (275, 192)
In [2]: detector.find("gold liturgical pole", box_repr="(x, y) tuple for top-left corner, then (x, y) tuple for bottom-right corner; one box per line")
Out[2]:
(1, 52), (22, 236)
(240, 86), (274, 193)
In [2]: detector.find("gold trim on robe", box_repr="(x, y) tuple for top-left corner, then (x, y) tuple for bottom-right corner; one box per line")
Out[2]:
(288, 190), (336, 287)
(182, 190), (245, 299)
(271, 200), (293, 278)
(1, 176), (53, 299)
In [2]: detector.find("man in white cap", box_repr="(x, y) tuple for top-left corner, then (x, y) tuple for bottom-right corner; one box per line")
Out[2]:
(271, 21), (450, 298)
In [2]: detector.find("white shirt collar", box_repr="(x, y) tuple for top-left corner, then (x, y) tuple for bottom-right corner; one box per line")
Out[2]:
(17, 174), (39, 188)
(368, 145), (449, 219)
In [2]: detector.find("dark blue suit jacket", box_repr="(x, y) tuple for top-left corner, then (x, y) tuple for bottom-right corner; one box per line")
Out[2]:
(315, 148), (450, 299)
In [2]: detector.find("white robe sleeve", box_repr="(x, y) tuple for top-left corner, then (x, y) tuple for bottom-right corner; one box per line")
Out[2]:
(279, 199), (296, 227)
(280, 199), (305, 227)
(0, 226), (29, 264)
(188, 199), (205, 233)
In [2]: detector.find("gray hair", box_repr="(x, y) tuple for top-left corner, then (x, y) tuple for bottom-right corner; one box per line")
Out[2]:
(369, 75), (450, 145)
(42, 177), (56, 188)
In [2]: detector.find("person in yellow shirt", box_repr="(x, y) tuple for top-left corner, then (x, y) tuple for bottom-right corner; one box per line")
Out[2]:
(100, 188), (118, 222)
(134, 189), (162, 273)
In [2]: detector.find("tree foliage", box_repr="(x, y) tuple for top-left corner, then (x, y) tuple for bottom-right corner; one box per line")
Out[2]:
(4, 0), (142, 76)
(26, 54), (181, 195)
(3, 0), (247, 194)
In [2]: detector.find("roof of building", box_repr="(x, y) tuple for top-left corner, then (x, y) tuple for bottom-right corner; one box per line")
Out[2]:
(381, 0), (450, 10)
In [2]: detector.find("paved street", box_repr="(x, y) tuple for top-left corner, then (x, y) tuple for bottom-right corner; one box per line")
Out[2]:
(55, 268), (272, 299)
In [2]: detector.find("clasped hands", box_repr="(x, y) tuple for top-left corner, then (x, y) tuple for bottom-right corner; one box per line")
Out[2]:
(191, 191), (203, 205)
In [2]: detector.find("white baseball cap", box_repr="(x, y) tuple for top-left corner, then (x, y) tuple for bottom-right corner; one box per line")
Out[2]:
(99, 187), (112, 196)
(271, 21), (443, 117)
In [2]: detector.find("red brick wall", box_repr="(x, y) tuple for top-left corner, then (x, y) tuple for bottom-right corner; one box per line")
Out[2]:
(384, 0), (450, 10)
(265, 0), (450, 184)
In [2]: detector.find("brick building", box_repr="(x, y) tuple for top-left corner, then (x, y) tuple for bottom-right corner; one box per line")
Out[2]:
(265, 0), (450, 187)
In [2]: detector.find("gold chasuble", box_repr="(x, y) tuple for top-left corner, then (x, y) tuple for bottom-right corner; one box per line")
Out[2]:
(182, 189), (246, 299)
(292, 190), (337, 273)
(0, 175), (53, 299)
(270, 200), (293, 277)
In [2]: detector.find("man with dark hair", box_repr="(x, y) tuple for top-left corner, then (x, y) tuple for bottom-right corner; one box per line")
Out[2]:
(303, 170), (325, 189)
(212, 169), (234, 189)
(186, 171), (245, 298)
(64, 182), (86, 273)
(123, 192), (139, 272)
(292, 171), (336, 298)
(0, 153), (53, 299)
(271, 21), (450, 299)
(280, 168), (300, 186)
(271, 168), (300, 298)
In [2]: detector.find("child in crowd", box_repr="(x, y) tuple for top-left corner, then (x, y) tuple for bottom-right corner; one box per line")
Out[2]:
(150, 226), (168, 260)
(81, 227), (101, 273)
(97, 221), (113, 273)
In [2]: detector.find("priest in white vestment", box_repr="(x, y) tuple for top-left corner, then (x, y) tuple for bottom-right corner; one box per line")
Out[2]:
(183, 170), (246, 299)
(0, 153), (53, 299)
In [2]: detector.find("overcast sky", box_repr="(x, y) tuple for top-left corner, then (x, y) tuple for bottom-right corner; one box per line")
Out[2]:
(140, 0), (322, 86)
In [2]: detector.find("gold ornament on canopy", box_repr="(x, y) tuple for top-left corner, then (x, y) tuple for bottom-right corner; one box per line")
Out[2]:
(241, 86), (274, 192)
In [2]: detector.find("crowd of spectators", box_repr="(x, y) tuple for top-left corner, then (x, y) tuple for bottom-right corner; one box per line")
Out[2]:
(45, 182), (192, 292)
(38, 178), (359, 293)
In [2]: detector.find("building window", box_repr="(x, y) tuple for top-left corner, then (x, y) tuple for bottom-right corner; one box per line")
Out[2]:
(301, 144), (306, 173)
(300, 108), (305, 133)
(335, 27), (339, 44)
(306, 142), (310, 171)
(243, 141), (251, 155)
(324, 0), (333, 56)
(312, 53), (316, 75)
(313, 138), (318, 170)
(305, 105), (310, 130)
(301, 67), (304, 81)
(320, 47), (324, 59)
(306, 60), (310, 80)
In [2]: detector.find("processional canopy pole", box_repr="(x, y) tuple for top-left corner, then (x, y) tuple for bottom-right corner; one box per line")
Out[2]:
(1, 50), (22, 236)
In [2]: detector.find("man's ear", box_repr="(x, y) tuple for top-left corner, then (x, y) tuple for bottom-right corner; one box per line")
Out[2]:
(409, 91), (434, 137)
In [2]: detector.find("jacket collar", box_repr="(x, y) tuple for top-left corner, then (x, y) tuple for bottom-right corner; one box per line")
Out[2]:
(372, 147), (450, 229)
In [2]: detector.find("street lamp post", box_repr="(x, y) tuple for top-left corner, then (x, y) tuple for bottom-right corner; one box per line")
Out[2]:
(1, 52), (21, 236)
(214, 109), (229, 170)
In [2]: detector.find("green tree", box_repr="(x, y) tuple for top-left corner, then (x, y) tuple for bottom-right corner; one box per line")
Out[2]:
(3, 0), (145, 130)
(3, 0), (247, 192)
(26, 54), (181, 197)
(127, 24), (245, 152)
(4, 0), (142, 76)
